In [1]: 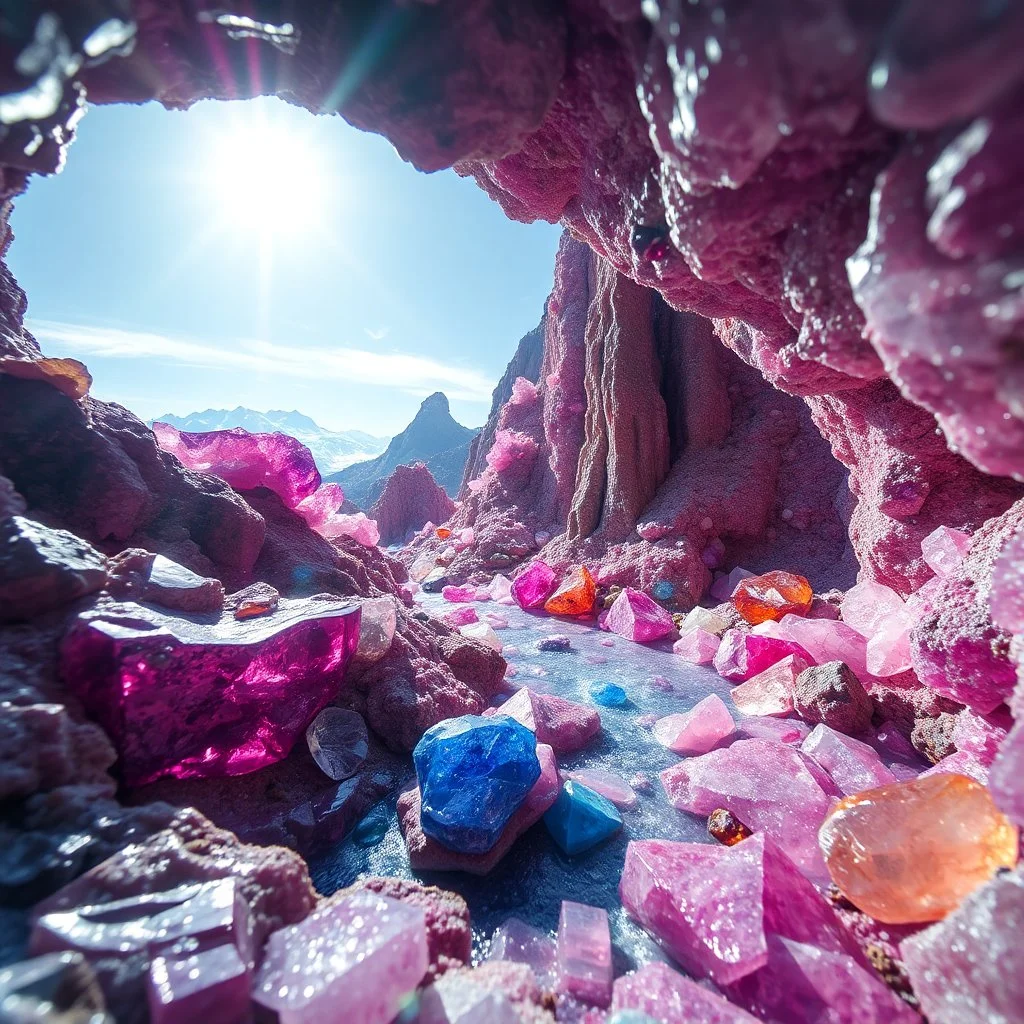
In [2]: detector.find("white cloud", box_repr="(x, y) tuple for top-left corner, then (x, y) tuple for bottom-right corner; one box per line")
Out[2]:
(28, 319), (494, 402)
(363, 326), (390, 342)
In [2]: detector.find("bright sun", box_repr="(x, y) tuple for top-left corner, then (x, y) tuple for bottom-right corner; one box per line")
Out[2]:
(206, 102), (331, 238)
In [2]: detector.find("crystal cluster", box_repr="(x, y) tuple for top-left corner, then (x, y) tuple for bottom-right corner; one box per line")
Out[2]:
(840, 581), (912, 677)
(60, 597), (361, 784)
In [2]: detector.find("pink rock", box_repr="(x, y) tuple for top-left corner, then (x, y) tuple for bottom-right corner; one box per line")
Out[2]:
(486, 428), (539, 475)
(445, 606), (480, 627)
(619, 834), (861, 987)
(660, 739), (833, 882)
(459, 621), (502, 653)
(60, 598), (361, 785)
(604, 588), (675, 643)
(253, 892), (428, 1024)
(369, 463), (455, 546)
(952, 708), (1009, 766)
(738, 716), (811, 745)
(564, 768), (637, 809)
(398, 744), (560, 875)
(652, 694), (735, 755)
(921, 525), (973, 577)
(990, 721), (1024, 827)
(443, 584), (480, 603)
(730, 655), (807, 717)
(990, 527), (1024, 635)
(148, 944), (250, 1024)
(866, 612), (913, 677)
(483, 612), (510, 629)
(556, 902), (611, 1009)
(800, 725), (897, 796)
(714, 628), (809, 682)
(841, 581), (913, 676)
(486, 918), (557, 990)
(489, 688), (601, 754)
(599, 637), (615, 647)
(672, 628), (721, 665)
(902, 866), (1024, 1024)
(773, 615), (869, 680)
(153, 422), (320, 509)
(454, 526), (476, 551)
(612, 962), (760, 1023)
(920, 749), (990, 786)
(511, 561), (558, 609)
(710, 568), (755, 602)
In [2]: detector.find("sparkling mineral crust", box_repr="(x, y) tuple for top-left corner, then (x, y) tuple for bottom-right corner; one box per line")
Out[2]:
(818, 773), (1019, 923)
(412, 715), (542, 854)
(732, 571), (813, 625)
(59, 597), (361, 785)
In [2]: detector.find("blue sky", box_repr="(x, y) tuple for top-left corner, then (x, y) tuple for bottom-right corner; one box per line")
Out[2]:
(8, 96), (562, 436)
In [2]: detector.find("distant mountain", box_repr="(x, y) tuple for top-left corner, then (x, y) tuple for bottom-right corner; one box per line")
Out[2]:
(327, 392), (479, 508)
(152, 407), (389, 475)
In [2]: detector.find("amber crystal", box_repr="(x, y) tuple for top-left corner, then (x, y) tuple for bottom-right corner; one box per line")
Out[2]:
(544, 566), (597, 616)
(733, 571), (813, 624)
(818, 773), (1018, 924)
(708, 808), (753, 847)
(436, 527), (452, 539)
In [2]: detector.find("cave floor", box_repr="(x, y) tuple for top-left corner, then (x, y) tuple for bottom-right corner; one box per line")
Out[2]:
(310, 596), (740, 972)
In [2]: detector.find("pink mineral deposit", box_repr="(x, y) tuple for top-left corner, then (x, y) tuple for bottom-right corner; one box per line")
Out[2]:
(253, 892), (428, 1024)
(443, 584), (480, 603)
(604, 588), (675, 643)
(444, 605), (480, 627)
(148, 944), (251, 1024)
(153, 422), (320, 509)
(60, 598), (361, 785)
(660, 739), (833, 881)
(652, 694), (735, 756)
(564, 768), (637, 808)
(511, 561), (558, 609)
(486, 918), (557, 989)
(673, 627), (721, 664)
(294, 484), (382, 547)
(556, 902), (611, 1009)
(772, 615), (869, 680)
(729, 655), (807, 717)
(714, 628), (809, 682)
(612, 962), (760, 1023)
(921, 525), (973, 577)
(489, 687), (601, 754)
(841, 581), (912, 676)
(710, 567), (755, 602)
(801, 725), (897, 796)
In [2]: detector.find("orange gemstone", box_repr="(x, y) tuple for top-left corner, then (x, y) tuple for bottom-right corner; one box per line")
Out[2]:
(544, 566), (597, 616)
(707, 808), (752, 847)
(732, 570), (813, 624)
(436, 527), (452, 539)
(818, 773), (1018, 924)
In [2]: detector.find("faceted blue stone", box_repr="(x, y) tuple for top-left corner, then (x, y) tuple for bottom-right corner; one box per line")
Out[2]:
(652, 580), (675, 601)
(543, 780), (622, 855)
(350, 807), (389, 847)
(589, 681), (629, 707)
(413, 714), (541, 854)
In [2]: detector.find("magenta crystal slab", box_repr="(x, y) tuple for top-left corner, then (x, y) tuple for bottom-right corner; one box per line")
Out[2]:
(60, 597), (361, 785)
(511, 560), (558, 609)
(672, 627), (721, 664)
(487, 917), (557, 989)
(801, 725), (897, 796)
(556, 902), (612, 1008)
(652, 694), (735, 756)
(714, 628), (809, 682)
(253, 892), (427, 1024)
(153, 422), (320, 508)
(660, 739), (833, 881)
(604, 588), (675, 643)
(612, 962), (760, 1023)
(147, 944), (251, 1024)
(920, 525), (972, 577)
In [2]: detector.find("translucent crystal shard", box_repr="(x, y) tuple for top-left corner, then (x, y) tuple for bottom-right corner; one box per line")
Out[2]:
(604, 588), (675, 643)
(544, 567), (597, 616)
(147, 944), (250, 1024)
(732, 571), (813, 624)
(305, 708), (369, 781)
(543, 780), (622, 854)
(612, 963), (760, 1023)
(652, 694), (735, 755)
(556, 902), (612, 1008)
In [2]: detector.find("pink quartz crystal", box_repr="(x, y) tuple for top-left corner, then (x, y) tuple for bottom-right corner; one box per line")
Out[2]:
(990, 721), (1024, 827)
(673, 627), (721, 664)
(660, 739), (833, 881)
(486, 918), (557, 989)
(801, 725), (897, 796)
(294, 484), (381, 547)
(920, 525), (973, 577)
(710, 567), (755, 602)
(619, 834), (861, 987)
(443, 584), (480, 603)
(489, 688), (601, 754)
(920, 749), (990, 786)
(729, 655), (807, 717)
(511, 561), (558, 609)
(356, 596), (397, 662)
(148, 944), (250, 1024)
(152, 422), (320, 508)
(738, 716), (811, 745)
(60, 598), (361, 785)
(612, 962), (760, 1023)
(841, 581), (913, 676)
(772, 615), (869, 680)
(489, 574), (513, 602)
(840, 581), (907, 638)
(952, 708), (1009, 766)
(444, 605), (480, 627)
(556, 902), (612, 1009)
(714, 628), (809, 682)
(564, 768), (637, 808)
(604, 588), (675, 643)
(652, 694), (735, 755)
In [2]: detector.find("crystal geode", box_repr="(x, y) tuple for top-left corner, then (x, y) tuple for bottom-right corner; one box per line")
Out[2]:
(60, 598), (361, 785)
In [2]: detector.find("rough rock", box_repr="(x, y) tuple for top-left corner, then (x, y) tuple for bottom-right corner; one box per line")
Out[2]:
(793, 661), (874, 735)
(370, 463), (456, 546)
(104, 548), (224, 613)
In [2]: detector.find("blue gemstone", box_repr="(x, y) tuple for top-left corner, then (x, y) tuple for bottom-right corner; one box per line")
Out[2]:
(543, 780), (622, 855)
(589, 681), (629, 707)
(413, 715), (541, 854)
(350, 808), (389, 847)
(652, 580), (675, 601)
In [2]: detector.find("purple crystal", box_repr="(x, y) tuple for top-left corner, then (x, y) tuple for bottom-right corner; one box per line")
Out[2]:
(511, 560), (558, 609)
(920, 525), (972, 577)
(612, 962), (760, 1023)
(153, 422), (320, 508)
(604, 588), (675, 643)
(660, 739), (833, 881)
(556, 902), (612, 1008)
(672, 627), (721, 664)
(651, 694), (735, 755)
(60, 597), (360, 784)
(147, 945), (250, 1024)
(714, 628), (809, 682)
(253, 892), (427, 1024)
(306, 708), (369, 781)
(486, 918), (557, 989)
(801, 725), (897, 795)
